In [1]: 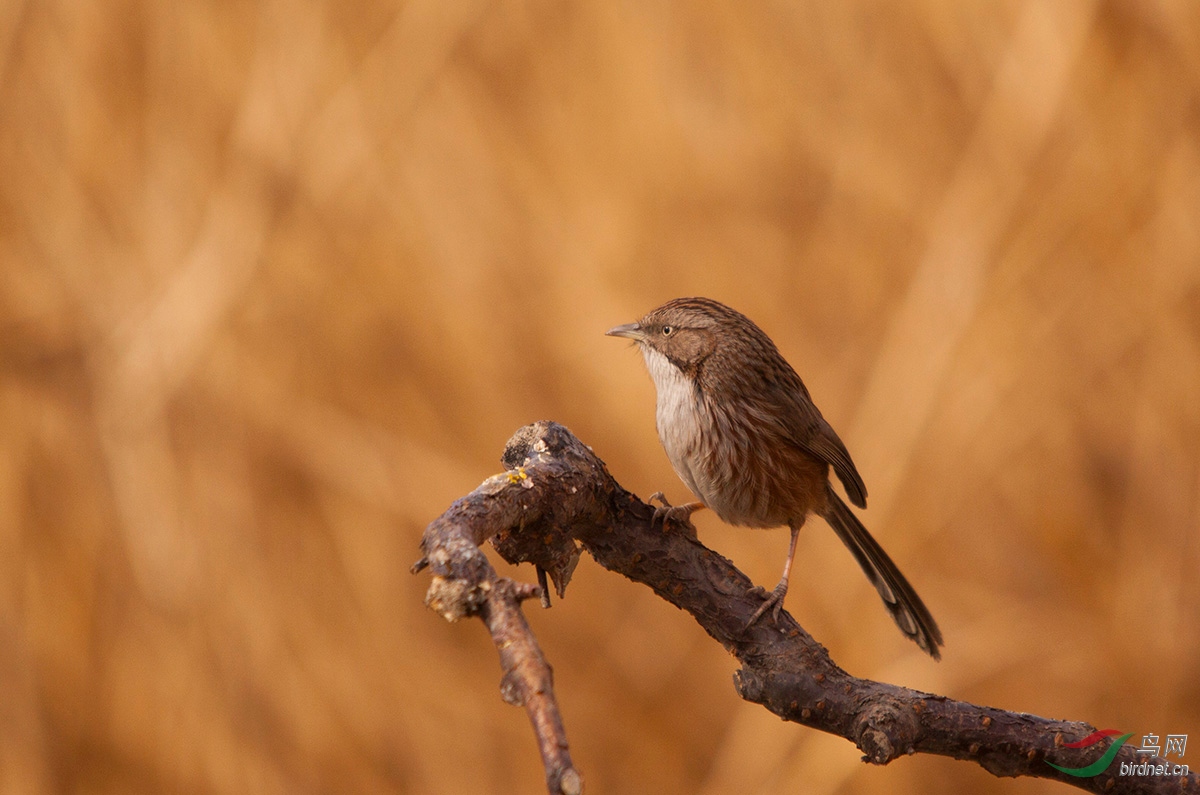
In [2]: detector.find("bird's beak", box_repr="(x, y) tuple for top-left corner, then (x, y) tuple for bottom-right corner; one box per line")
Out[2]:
(605, 322), (645, 341)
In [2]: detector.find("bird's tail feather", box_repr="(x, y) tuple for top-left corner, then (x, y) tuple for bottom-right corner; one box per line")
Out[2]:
(820, 483), (944, 660)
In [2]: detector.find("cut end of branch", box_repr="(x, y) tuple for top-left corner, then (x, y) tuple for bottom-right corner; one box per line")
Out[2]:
(855, 702), (918, 765)
(556, 767), (583, 795)
(425, 575), (490, 622)
(859, 727), (895, 765)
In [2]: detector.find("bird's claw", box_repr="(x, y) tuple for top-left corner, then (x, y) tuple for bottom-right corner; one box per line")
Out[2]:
(747, 582), (788, 626)
(649, 492), (699, 537)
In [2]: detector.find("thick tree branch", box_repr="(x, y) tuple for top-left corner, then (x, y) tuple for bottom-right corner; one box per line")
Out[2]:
(414, 421), (1196, 794)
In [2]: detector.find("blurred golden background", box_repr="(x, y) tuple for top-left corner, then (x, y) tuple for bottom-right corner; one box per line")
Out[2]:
(2, 0), (1198, 792)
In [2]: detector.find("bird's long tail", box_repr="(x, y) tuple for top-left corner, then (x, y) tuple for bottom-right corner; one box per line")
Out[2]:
(820, 483), (944, 659)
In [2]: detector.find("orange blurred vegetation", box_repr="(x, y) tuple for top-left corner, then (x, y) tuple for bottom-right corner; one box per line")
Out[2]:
(1, 1), (1198, 793)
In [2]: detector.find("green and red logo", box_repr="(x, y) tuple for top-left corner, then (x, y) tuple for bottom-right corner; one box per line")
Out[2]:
(1047, 729), (1132, 777)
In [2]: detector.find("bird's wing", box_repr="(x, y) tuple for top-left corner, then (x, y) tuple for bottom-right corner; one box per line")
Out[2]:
(801, 422), (867, 509)
(737, 351), (869, 508)
(769, 370), (869, 509)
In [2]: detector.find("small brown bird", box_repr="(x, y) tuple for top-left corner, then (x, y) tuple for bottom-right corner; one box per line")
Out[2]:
(607, 297), (943, 659)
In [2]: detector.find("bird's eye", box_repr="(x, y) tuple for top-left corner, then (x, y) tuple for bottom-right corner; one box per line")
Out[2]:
(661, 326), (673, 336)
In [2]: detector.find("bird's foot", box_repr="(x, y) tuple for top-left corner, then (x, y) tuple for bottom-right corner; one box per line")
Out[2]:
(747, 581), (789, 626)
(648, 492), (702, 537)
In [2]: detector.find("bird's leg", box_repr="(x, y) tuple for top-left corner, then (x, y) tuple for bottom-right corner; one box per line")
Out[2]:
(648, 492), (704, 536)
(748, 523), (801, 626)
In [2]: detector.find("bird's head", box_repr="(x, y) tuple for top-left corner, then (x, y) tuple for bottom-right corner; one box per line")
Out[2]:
(605, 298), (742, 377)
